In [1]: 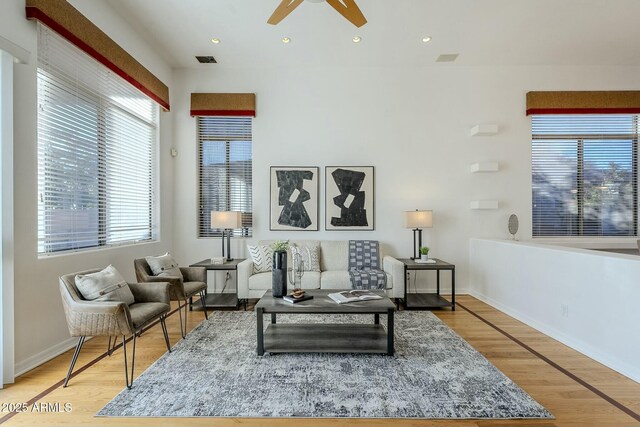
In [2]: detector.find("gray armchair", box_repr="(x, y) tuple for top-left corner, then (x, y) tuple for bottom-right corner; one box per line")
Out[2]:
(134, 259), (208, 338)
(59, 269), (171, 389)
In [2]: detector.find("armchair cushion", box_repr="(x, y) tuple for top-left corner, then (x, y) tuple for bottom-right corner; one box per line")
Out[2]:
(75, 265), (135, 306)
(145, 253), (184, 280)
(183, 281), (207, 298)
(128, 302), (170, 330)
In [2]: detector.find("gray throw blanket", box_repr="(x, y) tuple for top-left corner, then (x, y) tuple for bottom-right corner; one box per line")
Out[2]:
(348, 240), (387, 290)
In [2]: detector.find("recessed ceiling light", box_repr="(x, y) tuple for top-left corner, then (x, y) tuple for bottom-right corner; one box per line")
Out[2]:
(352, 36), (362, 43)
(422, 36), (432, 43)
(211, 38), (220, 44)
(281, 37), (291, 44)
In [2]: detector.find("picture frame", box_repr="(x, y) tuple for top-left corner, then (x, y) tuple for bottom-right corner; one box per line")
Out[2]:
(270, 166), (319, 231)
(325, 166), (374, 231)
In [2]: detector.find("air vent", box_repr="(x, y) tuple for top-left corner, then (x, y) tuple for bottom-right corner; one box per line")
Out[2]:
(196, 56), (217, 64)
(436, 54), (459, 63)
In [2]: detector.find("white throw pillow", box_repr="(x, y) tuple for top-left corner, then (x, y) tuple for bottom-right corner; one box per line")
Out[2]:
(75, 265), (135, 305)
(290, 244), (321, 272)
(145, 252), (183, 280)
(248, 245), (273, 273)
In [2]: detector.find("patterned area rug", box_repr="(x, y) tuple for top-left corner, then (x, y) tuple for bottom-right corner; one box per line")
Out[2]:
(98, 311), (553, 419)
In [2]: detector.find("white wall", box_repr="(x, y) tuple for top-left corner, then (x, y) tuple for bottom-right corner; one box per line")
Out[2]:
(469, 238), (640, 382)
(0, 0), (175, 376)
(172, 64), (640, 293)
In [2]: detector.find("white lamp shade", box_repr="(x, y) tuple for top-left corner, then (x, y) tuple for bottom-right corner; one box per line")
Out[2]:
(210, 211), (242, 229)
(404, 210), (433, 228)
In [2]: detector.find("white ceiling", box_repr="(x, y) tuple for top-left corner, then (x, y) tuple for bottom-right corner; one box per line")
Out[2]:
(104, 0), (640, 69)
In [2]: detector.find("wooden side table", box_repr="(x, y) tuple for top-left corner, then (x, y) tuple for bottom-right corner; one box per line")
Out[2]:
(398, 258), (455, 310)
(189, 259), (245, 309)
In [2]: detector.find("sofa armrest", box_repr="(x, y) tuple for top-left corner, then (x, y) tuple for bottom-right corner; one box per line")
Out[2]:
(237, 258), (254, 299)
(383, 256), (405, 299)
(129, 282), (170, 305)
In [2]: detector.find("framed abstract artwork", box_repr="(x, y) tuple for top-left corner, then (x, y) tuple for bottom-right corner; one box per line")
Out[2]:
(325, 166), (374, 231)
(270, 166), (319, 231)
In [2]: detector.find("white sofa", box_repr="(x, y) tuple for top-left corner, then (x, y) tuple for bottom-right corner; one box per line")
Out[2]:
(238, 240), (404, 299)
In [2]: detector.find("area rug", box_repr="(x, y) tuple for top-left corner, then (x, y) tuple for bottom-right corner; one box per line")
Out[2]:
(98, 311), (553, 419)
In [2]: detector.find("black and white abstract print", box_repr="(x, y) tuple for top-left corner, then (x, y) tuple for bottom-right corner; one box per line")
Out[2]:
(270, 167), (319, 231)
(326, 166), (374, 230)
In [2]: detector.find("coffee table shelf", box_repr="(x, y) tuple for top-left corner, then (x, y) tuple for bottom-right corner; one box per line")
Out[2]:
(264, 324), (388, 354)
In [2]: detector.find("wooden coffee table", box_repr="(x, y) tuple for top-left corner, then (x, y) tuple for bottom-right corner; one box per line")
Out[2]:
(255, 290), (395, 356)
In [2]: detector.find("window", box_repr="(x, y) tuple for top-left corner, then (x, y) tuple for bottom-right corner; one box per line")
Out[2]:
(37, 25), (158, 254)
(197, 116), (252, 237)
(532, 114), (638, 237)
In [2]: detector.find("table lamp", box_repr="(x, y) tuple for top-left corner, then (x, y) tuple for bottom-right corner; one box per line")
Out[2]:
(403, 210), (433, 260)
(210, 211), (242, 261)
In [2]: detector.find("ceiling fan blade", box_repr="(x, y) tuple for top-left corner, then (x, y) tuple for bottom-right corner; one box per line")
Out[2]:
(325, 0), (367, 27)
(267, 0), (305, 25)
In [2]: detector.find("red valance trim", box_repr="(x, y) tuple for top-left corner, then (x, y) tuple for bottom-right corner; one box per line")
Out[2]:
(190, 109), (256, 117)
(526, 107), (640, 116)
(26, 6), (170, 111)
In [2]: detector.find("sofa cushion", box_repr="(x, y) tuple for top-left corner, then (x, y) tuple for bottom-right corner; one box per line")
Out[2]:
(145, 253), (183, 280)
(248, 245), (273, 273)
(75, 265), (135, 305)
(290, 244), (321, 272)
(320, 241), (349, 271)
(321, 271), (393, 290)
(248, 272), (321, 290)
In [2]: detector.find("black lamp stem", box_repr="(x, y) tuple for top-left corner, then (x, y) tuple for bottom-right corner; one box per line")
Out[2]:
(226, 228), (233, 261)
(221, 229), (225, 258)
(411, 228), (423, 260)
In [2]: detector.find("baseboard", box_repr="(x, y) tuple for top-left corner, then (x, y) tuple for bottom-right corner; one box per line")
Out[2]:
(468, 289), (640, 384)
(14, 336), (91, 377)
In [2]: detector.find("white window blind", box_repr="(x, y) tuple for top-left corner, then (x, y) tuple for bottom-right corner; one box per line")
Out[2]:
(532, 114), (638, 237)
(37, 24), (158, 254)
(198, 116), (252, 237)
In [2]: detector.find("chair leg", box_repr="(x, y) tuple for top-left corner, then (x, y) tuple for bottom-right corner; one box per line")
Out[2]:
(176, 300), (186, 339)
(122, 333), (137, 389)
(160, 316), (171, 353)
(200, 291), (208, 320)
(63, 336), (85, 387)
(183, 298), (189, 334)
(107, 335), (119, 356)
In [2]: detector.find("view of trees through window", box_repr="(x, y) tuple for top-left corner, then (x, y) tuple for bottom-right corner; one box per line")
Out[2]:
(532, 115), (638, 237)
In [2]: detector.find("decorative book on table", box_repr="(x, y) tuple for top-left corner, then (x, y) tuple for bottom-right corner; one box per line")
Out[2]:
(282, 294), (314, 304)
(328, 290), (383, 304)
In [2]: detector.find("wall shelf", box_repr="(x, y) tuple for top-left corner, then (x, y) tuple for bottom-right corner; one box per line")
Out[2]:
(471, 200), (499, 210)
(470, 124), (498, 136)
(470, 162), (499, 173)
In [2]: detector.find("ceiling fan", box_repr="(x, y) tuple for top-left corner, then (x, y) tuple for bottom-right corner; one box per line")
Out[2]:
(268, 0), (367, 28)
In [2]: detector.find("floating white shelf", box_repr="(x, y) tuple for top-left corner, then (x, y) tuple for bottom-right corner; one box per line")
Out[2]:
(470, 124), (498, 136)
(471, 200), (499, 210)
(470, 162), (499, 173)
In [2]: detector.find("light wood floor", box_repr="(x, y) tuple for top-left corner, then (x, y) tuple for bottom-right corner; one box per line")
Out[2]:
(1, 295), (639, 426)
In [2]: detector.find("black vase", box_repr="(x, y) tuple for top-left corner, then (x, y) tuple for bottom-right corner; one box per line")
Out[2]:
(272, 250), (287, 298)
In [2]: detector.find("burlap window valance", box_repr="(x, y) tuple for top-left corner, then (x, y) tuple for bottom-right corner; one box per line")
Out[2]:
(526, 91), (640, 115)
(190, 93), (256, 117)
(26, 0), (170, 111)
